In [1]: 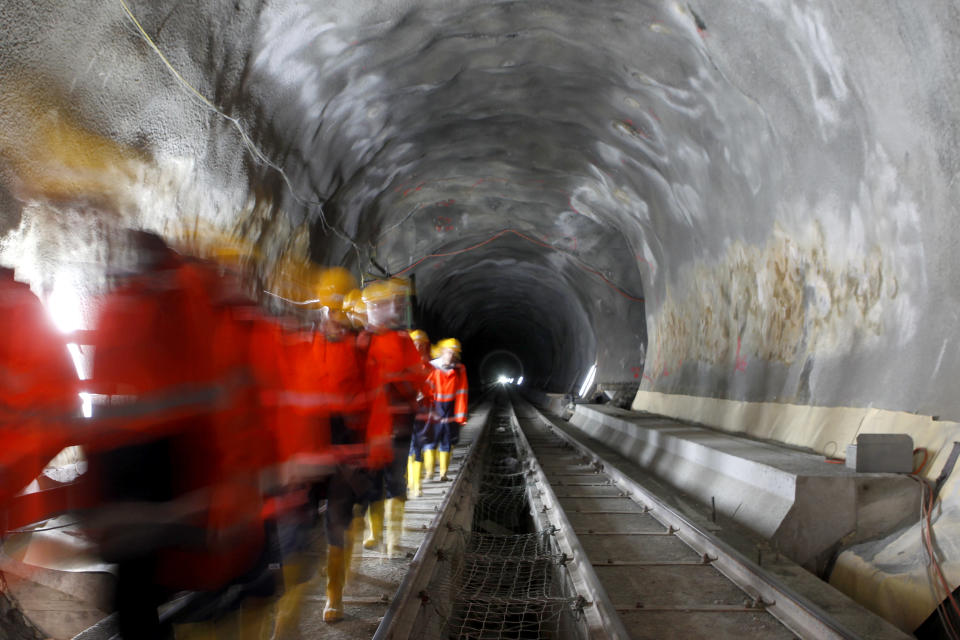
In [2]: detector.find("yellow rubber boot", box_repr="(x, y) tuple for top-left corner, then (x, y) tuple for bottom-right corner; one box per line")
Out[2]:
(410, 460), (423, 498)
(406, 455), (415, 490)
(438, 450), (451, 481)
(423, 449), (436, 481)
(362, 500), (385, 550)
(272, 561), (308, 640)
(385, 497), (406, 558)
(345, 505), (365, 576)
(239, 597), (275, 640)
(323, 545), (346, 623)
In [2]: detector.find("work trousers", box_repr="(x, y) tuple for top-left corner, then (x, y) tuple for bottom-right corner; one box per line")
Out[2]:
(426, 400), (460, 453)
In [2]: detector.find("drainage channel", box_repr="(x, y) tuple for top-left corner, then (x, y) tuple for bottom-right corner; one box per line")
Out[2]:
(376, 395), (590, 639)
(510, 394), (911, 640)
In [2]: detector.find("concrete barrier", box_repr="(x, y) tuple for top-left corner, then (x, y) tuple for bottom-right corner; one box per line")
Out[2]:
(567, 404), (920, 574)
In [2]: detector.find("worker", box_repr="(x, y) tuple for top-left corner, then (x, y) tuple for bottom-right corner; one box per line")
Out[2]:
(406, 330), (433, 496)
(359, 278), (428, 559)
(409, 330), (431, 362)
(189, 245), (282, 640)
(84, 231), (268, 640)
(0, 266), (79, 526)
(308, 268), (391, 625)
(426, 338), (469, 481)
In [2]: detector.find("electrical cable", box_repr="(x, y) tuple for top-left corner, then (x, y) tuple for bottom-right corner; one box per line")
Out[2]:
(913, 447), (930, 475)
(118, 0), (646, 300)
(120, 0), (647, 303)
(115, 0), (361, 252)
(911, 474), (960, 639)
(390, 228), (645, 303)
(261, 290), (323, 306)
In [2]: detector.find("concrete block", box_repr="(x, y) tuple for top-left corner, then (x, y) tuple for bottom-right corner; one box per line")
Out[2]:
(845, 434), (914, 473)
(567, 405), (920, 573)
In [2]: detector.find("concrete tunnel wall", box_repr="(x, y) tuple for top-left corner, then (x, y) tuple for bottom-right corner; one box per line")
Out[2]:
(2, 0), (960, 629)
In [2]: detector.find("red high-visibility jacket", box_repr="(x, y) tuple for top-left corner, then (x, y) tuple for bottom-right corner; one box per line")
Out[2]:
(427, 361), (469, 424)
(0, 269), (79, 514)
(271, 328), (388, 466)
(208, 301), (278, 475)
(88, 260), (264, 591)
(365, 330), (429, 414)
(247, 314), (287, 465)
(270, 329), (332, 462)
(88, 260), (220, 446)
(363, 330), (429, 459)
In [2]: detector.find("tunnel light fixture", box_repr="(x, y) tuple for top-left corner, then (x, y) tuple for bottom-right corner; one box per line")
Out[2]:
(79, 393), (93, 419)
(517, 376), (524, 385)
(578, 364), (598, 398)
(47, 279), (85, 334)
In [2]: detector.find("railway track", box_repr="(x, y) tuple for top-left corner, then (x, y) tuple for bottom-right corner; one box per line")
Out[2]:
(379, 391), (911, 640)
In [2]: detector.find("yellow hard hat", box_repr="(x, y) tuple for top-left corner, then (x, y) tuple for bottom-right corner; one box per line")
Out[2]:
(438, 338), (462, 353)
(343, 289), (363, 313)
(210, 244), (245, 264)
(430, 343), (441, 359)
(315, 267), (357, 311)
(362, 277), (411, 304)
(409, 330), (429, 343)
(343, 289), (367, 329)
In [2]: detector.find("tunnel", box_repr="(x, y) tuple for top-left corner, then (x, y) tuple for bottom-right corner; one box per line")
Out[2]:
(2, 0), (960, 637)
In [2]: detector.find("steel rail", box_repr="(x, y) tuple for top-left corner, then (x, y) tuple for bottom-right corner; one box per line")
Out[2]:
(517, 394), (910, 640)
(506, 398), (633, 640)
(372, 401), (495, 640)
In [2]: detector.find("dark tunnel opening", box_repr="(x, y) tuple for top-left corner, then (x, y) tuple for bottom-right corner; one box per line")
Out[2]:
(412, 240), (600, 393)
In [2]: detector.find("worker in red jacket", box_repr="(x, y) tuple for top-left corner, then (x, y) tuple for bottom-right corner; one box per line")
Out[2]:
(426, 338), (469, 481)
(406, 330), (432, 497)
(286, 267), (387, 626)
(189, 250), (286, 640)
(85, 231), (266, 640)
(359, 279), (428, 561)
(0, 267), (79, 524)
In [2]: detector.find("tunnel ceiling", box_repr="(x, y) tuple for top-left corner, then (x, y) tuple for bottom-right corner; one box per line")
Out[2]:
(2, 1), (960, 410)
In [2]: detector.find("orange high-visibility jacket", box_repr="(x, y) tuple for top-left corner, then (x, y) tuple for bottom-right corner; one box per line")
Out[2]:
(309, 331), (390, 457)
(89, 260), (264, 591)
(88, 260), (221, 446)
(427, 362), (469, 424)
(270, 330), (338, 462)
(363, 330), (428, 467)
(0, 269), (79, 515)
(365, 330), (429, 418)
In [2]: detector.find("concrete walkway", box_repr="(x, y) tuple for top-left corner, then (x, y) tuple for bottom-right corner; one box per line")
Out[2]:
(290, 414), (485, 639)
